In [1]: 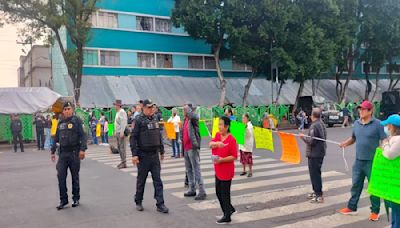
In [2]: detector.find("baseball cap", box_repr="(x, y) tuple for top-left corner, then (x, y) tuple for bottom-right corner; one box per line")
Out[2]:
(357, 100), (374, 110)
(63, 101), (73, 109)
(381, 114), (400, 127)
(142, 99), (154, 108)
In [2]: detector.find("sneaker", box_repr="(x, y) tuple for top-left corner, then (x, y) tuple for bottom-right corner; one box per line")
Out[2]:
(369, 213), (380, 221)
(216, 216), (231, 225)
(339, 207), (358, 215)
(215, 209), (237, 219)
(136, 204), (144, 212)
(194, 193), (207, 201)
(247, 173), (253, 178)
(307, 193), (316, 199)
(239, 172), (247, 176)
(310, 196), (324, 203)
(184, 191), (196, 197)
(117, 163), (127, 169)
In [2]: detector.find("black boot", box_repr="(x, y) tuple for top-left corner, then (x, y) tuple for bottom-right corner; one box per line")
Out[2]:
(156, 204), (169, 214)
(56, 201), (68, 210)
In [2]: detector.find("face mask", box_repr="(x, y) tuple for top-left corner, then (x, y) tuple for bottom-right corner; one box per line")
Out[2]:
(384, 126), (391, 137)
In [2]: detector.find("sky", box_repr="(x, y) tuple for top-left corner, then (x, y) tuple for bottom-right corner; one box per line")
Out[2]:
(0, 24), (22, 87)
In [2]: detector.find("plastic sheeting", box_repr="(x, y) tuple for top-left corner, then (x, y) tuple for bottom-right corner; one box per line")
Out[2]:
(0, 87), (61, 114)
(77, 75), (398, 108)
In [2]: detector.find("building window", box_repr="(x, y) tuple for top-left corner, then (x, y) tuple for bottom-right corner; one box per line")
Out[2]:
(157, 54), (173, 68)
(84, 50), (99, 65)
(233, 61), (246, 71)
(155, 18), (172, 33)
(100, 51), (120, 66)
(97, 12), (118, 28)
(138, 53), (155, 68)
(137, 16), (154, 31)
(188, 56), (204, 69)
(205, 56), (216, 69)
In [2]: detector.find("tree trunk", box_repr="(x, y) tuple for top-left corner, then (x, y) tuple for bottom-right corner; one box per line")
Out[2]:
(213, 41), (226, 107)
(275, 81), (284, 103)
(292, 81), (305, 115)
(335, 72), (343, 103)
(75, 42), (84, 105)
(370, 70), (380, 101)
(340, 57), (354, 103)
(312, 78), (316, 96)
(242, 70), (255, 107)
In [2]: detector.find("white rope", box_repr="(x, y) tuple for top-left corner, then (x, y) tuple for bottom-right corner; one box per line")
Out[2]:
(270, 129), (349, 171)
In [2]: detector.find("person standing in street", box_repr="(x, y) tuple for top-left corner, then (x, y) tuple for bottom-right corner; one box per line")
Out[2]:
(51, 115), (58, 148)
(33, 114), (45, 150)
(99, 113), (106, 144)
(51, 102), (87, 210)
(239, 113), (254, 178)
(182, 104), (207, 201)
(339, 100), (386, 221)
(114, 100), (128, 169)
(342, 106), (350, 128)
(89, 115), (98, 145)
(168, 108), (181, 158)
(130, 99), (169, 214)
(299, 108), (327, 203)
(103, 118), (109, 144)
(210, 116), (238, 224)
(10, 114), (24, 153)
(44, 115), (52, 150)
(380, 114), (400, 228)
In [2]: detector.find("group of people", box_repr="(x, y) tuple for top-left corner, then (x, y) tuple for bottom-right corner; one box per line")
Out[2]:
(10, 113), (59, 153)
(49, 98), (399, 227)
(299, 100), (400, 227)
(89, 113), (109, 145)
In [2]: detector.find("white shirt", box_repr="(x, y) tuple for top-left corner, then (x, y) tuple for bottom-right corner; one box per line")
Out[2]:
(382, 135), (400, 160)
(114, 109), (127, 134)
(239, 122), (254, 153)
(168, 115), (181, 133)
(104, 121), (109, 132)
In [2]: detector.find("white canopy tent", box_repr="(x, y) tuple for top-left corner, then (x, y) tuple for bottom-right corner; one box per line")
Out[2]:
(0, 87), (62, 114)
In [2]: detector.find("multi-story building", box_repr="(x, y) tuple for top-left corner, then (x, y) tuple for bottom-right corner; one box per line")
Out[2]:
(18, 45), (52, 88)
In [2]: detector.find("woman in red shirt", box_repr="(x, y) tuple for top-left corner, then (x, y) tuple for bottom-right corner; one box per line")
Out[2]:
(209, 116), (238, 224)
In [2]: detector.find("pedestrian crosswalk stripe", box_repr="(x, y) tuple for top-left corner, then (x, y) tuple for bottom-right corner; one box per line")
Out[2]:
(188, 178), (354, 210)
(164, 166), (309, 190)
(274, 206), (376, 228)
(104, 157), (273, 172)
(230, 192), (369, 224)
(130, 159), (299, 182)
(172, 171), (344, 199)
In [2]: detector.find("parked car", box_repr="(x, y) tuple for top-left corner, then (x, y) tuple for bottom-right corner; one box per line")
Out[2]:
(321, 103), (344, 127)
(380, 90), (400, 120)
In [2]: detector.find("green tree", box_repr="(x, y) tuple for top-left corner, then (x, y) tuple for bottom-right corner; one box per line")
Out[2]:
(227, 0), (293, 106)
(0, 0), (97, 103)
(172, 0), (237, 107)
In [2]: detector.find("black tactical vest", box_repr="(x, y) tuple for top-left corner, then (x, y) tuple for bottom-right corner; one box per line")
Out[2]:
(58, 116), (80, 148)
(138, 115), (161, 150)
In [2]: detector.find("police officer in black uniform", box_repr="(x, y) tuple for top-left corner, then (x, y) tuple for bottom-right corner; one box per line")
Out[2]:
(10, 114), (24, 152)
(51, 102), (87, 210)
(131, 99), (169, 213)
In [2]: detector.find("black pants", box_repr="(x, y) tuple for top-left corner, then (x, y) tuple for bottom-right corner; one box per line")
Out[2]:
(215, 176), (235, 218)
(135, 153), (164, 206)
(308, 157), (324, 197)
(12, 132), (24, 152)
(57, 150), (81, 203)
(36, 128), (45, 149)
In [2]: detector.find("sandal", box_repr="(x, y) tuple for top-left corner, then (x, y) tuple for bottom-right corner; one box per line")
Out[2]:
(247, 173), (253, 177)
(239, 172), (247, 176)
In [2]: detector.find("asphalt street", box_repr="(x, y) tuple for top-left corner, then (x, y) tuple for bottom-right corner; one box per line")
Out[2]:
(0, 127), (391, 228)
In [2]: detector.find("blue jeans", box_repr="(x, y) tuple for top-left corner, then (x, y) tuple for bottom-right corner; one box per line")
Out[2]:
(91, 129), (98, 145)
(392, 202), (400, 228)
(104, 132), (109, 144)
(44, 128), (51, 149)
(172, 132), (180, 157)
(299, 119), (305, 130)
(347, 159), (381, 213)
(185, 149), (206, 194)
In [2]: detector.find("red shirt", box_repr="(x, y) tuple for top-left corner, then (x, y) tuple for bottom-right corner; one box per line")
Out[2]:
(183, 118), (192, 151)
(212, 133), (238, 181)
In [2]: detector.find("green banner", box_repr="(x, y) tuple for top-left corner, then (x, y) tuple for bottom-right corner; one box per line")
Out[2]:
(368, 148), (400, 204)
(230, 121), (246, 145)
(108, 124), (114, 137)
(199, 121), (210, 137)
